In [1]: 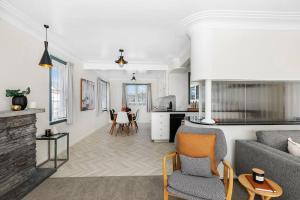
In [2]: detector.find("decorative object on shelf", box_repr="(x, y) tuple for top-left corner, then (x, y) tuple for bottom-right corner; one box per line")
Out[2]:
(11, 105), (21, 111)
(6, 87), (31, 110)
(115, 49), (128, 68)
(45, 129), (52, 137)
(39, 24), (53, 68)
(131, 73), (136, 82)
(252, 168), (265, 183)
(80, 78), (95, 111)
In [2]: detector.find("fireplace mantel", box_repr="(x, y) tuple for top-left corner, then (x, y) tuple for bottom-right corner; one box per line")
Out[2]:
(0, 108), (45, 118)
(0, 107), (55, 200)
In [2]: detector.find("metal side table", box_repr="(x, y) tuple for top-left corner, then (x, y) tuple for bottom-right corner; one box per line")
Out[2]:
(37, 132), (69, 169)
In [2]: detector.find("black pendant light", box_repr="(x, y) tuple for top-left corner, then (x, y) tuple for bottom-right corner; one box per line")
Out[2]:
(115, 49), (128, 68)
(131, 73), (136, 82)
(39, 25), (52, 68)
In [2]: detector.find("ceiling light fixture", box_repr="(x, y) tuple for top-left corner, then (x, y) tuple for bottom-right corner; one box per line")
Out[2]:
(39, 25), (53, 68)
(131, 73), (136, 82)
(115, 49), (128, 68)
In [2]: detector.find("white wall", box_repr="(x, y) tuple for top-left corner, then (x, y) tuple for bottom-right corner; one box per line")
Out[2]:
(189, 25), (300, 81)
(168, 71), (189, 110)
(0, 19), (109, 164)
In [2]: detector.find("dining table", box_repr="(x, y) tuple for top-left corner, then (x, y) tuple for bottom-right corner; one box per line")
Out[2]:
(113, 111), (136, 135)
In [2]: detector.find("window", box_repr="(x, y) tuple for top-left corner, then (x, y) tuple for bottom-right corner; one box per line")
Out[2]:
(190, 85), (199, 102)
(98, 79), (109, 111)
(126, 84), (147, 105)
(50, 56), (67, 124)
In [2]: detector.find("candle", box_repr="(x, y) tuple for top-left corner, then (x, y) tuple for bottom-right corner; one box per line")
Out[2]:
(252, 168), (265, 183)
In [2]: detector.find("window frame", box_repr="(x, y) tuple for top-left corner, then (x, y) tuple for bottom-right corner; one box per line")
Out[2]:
(125, 84), (148, 106)
(49, 55), (68, 125)
(99, 79), (109, 112)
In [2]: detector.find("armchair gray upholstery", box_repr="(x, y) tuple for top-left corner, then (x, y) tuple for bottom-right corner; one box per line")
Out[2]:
(163, 125), (233, 200)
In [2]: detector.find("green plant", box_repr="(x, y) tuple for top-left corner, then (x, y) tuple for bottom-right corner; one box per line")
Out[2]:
(6, 87), (31, 97)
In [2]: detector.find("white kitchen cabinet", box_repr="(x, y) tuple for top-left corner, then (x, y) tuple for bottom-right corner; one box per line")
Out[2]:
(151, 112), (170, 141)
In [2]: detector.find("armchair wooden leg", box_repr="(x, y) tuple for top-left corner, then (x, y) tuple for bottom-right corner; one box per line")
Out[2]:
(164, 189), (168, 200)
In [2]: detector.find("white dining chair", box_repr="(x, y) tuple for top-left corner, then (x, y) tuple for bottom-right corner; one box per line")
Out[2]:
(116, 112), (130, 135)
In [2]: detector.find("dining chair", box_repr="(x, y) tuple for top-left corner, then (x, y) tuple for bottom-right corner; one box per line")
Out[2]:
(109, 109), (117, 134)
(116, 111), (130, 135)
(132, 109), (139, 133)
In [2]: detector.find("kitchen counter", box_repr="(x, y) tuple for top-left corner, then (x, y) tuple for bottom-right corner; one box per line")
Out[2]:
(186, 116), (300, 126)
(152, 110), (199, 113)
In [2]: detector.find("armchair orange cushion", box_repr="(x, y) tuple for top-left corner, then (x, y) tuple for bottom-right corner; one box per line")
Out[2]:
(176, 132), (219, 176)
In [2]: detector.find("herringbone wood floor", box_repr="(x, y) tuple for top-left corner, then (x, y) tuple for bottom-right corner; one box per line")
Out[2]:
(52, 123), (175, 177)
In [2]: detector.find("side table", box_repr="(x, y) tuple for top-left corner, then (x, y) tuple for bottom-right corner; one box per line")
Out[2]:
(238, 174), (283, 200)
(37, 132), (69, 169)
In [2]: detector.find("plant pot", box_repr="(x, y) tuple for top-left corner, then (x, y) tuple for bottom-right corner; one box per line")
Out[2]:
(12, 96), (28, 110)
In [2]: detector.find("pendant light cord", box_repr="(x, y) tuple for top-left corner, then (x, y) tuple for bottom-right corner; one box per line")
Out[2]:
(44, 24), (49, 42)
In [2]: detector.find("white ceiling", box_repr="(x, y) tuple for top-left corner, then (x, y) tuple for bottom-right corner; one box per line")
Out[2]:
(3, 0), (300, 68)
(97, 70), (166, 81)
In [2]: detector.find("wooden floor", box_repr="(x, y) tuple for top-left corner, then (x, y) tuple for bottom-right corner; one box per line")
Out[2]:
(52, 123), (175, 177)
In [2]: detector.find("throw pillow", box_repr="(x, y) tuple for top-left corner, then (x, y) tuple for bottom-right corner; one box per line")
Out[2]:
(288, 137), (300, 157)
(180, 155), (213, 177)
(176, 132), (219, 176)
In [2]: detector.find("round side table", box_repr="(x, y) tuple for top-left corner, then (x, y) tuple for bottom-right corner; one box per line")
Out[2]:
(238, 174), (283, 200)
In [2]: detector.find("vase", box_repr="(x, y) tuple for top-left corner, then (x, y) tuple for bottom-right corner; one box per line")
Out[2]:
(12, 96), (28, 110)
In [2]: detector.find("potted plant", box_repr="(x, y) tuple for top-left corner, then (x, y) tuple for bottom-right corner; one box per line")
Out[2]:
(6, 87), (31, 110)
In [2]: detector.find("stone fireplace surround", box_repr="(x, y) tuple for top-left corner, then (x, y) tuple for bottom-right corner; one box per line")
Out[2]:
(0, 109), (55, 200)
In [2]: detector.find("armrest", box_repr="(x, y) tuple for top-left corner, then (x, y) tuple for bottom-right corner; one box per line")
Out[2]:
(235, 140), (300, 200)
(235, 140), (300, 175)
(222, 160), (234, 200)
(163, 152), (177, 189)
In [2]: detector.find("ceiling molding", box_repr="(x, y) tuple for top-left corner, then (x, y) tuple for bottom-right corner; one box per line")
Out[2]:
(0, 0), (82, 62)
(181, 10), (300, 30)
(84, 62), (169, 71)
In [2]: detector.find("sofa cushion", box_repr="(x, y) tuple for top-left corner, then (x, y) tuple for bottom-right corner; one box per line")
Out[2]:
(288, 137), (300, 157)
(180, 155), (213, 178)
(167, 170), (225, 200)
(256, 130), (300, 152)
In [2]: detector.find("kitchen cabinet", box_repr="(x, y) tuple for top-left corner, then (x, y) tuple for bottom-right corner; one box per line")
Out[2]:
(151, 112), (170, 141)
(151, 111), (199, 142)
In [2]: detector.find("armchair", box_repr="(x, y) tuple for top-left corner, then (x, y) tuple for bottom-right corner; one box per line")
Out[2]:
(162, 126), (234, 200)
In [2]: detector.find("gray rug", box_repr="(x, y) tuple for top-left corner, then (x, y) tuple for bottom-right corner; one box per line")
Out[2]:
(23, 176), (259, 200)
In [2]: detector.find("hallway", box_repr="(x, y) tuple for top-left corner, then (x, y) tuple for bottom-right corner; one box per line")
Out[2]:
(52, 123), (175, 177)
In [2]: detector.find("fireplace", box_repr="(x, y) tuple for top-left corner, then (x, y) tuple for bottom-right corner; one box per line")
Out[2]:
(0, 109), (55, 200)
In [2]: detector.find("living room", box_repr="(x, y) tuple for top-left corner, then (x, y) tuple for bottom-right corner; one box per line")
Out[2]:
(1, 0), (300, 200)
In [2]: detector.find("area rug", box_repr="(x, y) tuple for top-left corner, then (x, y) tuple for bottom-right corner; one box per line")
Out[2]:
(23, 176), (259, 200)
